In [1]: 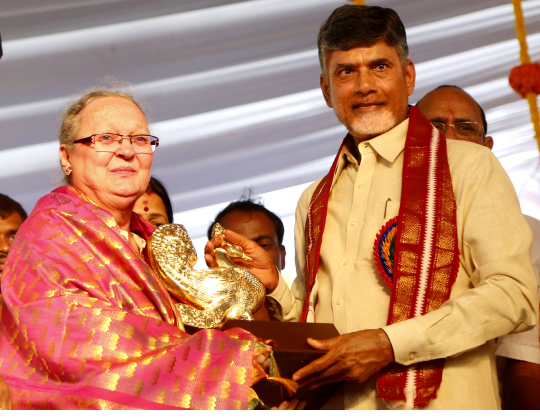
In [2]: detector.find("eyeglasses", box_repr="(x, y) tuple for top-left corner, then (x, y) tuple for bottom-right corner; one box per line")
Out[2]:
(73, 133), (159, 154)
(430, 121), (484, 140)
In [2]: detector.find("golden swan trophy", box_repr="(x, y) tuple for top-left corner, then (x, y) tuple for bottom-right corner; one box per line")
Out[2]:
(148, 223), (266, 329)
(148, 223), (342, 409)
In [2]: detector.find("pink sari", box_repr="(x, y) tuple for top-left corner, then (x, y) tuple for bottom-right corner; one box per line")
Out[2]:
(0, 186), (260, 410)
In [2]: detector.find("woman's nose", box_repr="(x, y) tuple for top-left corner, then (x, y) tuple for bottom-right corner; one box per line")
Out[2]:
(115, 138), (135, 158)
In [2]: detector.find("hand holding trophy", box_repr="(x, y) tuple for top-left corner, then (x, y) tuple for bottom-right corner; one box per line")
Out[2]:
(204, 225), (279, 292)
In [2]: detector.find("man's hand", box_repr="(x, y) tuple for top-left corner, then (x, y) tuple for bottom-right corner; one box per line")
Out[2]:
(292, 329), (395, 389)
(271, 398), (306, 410)
(204, 229), (279, 293)
(0, 374), (12, 410)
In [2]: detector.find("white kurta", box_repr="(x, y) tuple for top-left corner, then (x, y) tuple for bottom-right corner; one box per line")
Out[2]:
(265, 118), (539, 409)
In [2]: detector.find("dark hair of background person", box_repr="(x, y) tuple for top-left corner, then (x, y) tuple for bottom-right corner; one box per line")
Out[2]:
(147, 177), (174, 224)
(416, 85), (489, 134)
(0, 194), (28, 221)
(317, 5), (409, 72)
(207, 197), (284, 245)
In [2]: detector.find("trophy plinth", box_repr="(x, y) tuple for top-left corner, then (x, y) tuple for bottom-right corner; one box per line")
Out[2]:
(188, 320), (344, 410)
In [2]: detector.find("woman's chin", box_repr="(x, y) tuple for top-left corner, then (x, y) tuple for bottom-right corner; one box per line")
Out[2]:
(109, 185), (143, 201)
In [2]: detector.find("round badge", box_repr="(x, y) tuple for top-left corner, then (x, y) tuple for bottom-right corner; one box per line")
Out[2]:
(373, 217), (398, 289)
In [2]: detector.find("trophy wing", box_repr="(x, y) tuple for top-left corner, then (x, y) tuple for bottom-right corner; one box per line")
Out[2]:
(179, 268), (231, 305)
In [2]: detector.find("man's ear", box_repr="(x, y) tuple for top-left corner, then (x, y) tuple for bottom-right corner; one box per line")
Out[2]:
(405, 59), (416, 96)
(320, 74), (333, 109)
(484, 136), (494, 150)
(279, 244), (286, 271)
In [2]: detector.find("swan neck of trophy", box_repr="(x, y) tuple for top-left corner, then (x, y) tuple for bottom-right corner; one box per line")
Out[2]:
(215, 248), (238, 268)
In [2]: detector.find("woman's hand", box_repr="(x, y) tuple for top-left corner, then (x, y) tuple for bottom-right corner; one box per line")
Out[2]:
(0, 374), (12, 410)
(204, 229), (279, 293)
(254, 351), (271, 371)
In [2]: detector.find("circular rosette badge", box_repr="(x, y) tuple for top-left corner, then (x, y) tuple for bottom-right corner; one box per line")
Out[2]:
(373, 217), (398, 289)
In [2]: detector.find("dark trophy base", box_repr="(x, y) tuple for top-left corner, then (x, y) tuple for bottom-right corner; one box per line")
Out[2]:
(220, 320), (343, 410)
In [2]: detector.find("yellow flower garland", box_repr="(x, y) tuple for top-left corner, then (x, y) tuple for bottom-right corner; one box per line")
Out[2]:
(511, 0), (540, 154)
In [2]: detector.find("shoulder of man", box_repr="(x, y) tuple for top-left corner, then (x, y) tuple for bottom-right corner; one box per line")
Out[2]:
(445, 138), (503, 191)
(297, 178), (324, 212)
(445, 137), (491, 161)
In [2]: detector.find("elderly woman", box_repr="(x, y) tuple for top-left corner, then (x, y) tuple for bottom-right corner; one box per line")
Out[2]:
(0, 89), (276, 410)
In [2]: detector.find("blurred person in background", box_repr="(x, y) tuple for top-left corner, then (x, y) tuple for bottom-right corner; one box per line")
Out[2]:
(417, 85), (540, 410)
(208, 198), (287, 321)
(133, 176), (174, 227)
(415, 85), (493, 148)
(0, 33), (14, 412)
(0, 193), (27, 318)
(0, 193), (25, 411)
(0, 193), (27, 282)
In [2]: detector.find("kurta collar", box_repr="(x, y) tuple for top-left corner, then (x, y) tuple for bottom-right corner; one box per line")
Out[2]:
(331, 117), (410, 190)
(364, 117), (409, 163)
(339, 117), (409, 168)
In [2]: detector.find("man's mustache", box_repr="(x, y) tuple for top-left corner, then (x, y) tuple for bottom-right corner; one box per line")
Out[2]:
(352, 101), (384, 109)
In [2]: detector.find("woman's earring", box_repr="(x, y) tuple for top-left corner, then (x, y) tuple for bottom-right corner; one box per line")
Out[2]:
(65, 166), (72, 175)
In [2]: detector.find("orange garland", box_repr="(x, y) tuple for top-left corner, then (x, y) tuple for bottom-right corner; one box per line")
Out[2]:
(509, 63), (540, 98)
(510, 0), (540, 153)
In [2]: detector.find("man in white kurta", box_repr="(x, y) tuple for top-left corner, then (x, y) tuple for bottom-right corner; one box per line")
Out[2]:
(266, 116), (538, 408)
(207, 5), (539, 410)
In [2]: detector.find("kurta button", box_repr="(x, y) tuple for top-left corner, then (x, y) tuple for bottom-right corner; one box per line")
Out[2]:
(343, 260), (349, 266)
(336, 298), (342, 305)
(409, 353), (416, 360)
(358, 184), (364, 189)
(351, 221), (357, 226)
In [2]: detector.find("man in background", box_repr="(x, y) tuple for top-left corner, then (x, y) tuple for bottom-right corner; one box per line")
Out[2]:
(0, 193), (27, 287)
(0, 193), (26, 411)
(208, 198), (286, 321)
(416, 85), (540, 409)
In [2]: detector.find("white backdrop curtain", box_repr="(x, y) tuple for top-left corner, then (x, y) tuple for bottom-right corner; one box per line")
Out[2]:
(0, 0), (539, 279)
